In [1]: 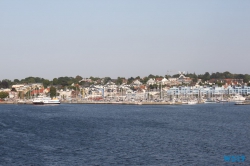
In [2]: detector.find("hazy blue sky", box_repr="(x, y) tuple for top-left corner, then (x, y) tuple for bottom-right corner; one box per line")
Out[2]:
(1, 0), (250, 80)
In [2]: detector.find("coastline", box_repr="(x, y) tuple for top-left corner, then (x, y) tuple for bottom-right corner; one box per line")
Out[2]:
(0, 101), (183, 105)
(1, 100), (250, 105)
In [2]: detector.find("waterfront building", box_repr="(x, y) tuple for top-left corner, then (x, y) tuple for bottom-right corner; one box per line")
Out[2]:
(227, 86), (250, 95)
(166, 85), (250, 97)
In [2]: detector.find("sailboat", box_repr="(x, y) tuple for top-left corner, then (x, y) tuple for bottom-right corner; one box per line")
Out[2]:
(218, 91), (228, 103)
(187, 91), (197, 105)
(204, 91), (216, 103)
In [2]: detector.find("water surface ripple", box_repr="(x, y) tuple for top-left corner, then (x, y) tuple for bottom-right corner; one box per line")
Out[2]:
(0, 104), (249, 165)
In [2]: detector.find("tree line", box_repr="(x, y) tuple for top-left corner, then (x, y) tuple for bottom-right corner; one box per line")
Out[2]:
(1, 71), (250, 89)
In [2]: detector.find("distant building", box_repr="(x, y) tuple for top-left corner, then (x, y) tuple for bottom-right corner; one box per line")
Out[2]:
(177, 72), (192, 84)
(131, 79), (142, 87)
(147, 78), (155, 85)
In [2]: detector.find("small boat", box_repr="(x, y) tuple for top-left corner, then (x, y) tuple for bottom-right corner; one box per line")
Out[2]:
(229, 94), (245, 102)
(17, 100), (26, 104)
(204, 99), (216, 104)
(187, 100), (197, 105)
(218, 99), (228, 103)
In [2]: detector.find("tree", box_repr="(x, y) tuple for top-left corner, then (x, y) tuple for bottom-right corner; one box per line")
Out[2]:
(89, 76), (99, 82)
(116, 77), (123, 85)
(103, 77), (111, 84)
(148, 74), (155, 78)
(223, 71), (233, 78)
(203, 72), (210, 81)
(127, 77), (134, 85)
(243, 74), (250, 83)
(75, 75), (83, 83)
(14, 79), (20, 84)
(0, 80), (9, 88)
(172, 74), (179, 78)
(43, 79), (51, 88)
(149, 84), (157, 89)
(135, 76), (141, 79)
(165, 75), (171, 79)
(53, 78), (58, 85)
(0, 92), (8, 99)
(50, 87), (57, 98)
(141, 77), (149, 84)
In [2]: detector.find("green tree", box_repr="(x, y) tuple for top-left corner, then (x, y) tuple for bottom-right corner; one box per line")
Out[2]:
(43, 79), (51, 88)
(172, 74), (179, 78)
(164, 75), (171, 79)
(0, 80), (9, 88)
(244, 74), (250, 83)
(149, 84), (157, 89)
(135, 76), (141, 79)
(203, 72), (210, 81)
(53, 78), (58, 85)
(103, 77), (111, 84)
(127, 77), (134, 84)
(116, 77), (123, 85)
(75, 75), (83, 83)
(57, 77), (74, 86)
(141, 77), (149, 84)
(89, 76), (99, 82)
(235, 74), (244, 79)
(148, 74), (155, 78)
(223, 71), (233, 78)
(50, 86), (57, 98)
(0, 92), (8, 99)
(14, 79), (20, 84)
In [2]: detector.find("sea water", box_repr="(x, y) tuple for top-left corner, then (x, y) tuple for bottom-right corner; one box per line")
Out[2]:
(0, 103), (249, 165)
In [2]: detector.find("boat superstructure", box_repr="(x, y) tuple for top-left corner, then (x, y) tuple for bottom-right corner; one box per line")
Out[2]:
(33, 95), (60, 105)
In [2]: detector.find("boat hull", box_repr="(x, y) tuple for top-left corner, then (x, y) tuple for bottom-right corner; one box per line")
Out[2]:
(33, 101), (44, 105)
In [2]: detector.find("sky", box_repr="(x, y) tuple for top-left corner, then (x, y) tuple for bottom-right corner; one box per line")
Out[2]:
(1, 0), (250, 80)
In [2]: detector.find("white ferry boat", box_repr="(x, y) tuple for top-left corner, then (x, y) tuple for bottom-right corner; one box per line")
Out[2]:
(33, 96), (60, 105)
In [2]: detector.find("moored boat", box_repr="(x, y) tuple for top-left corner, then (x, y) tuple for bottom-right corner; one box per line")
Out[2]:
(204, 98), (216, 104)
(229, 94), (245, 102)
(187, 100), (197, 105)
(33, 95), (60, 105)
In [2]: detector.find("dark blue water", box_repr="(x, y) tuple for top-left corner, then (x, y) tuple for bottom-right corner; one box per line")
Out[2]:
(0, 103), (249, 165)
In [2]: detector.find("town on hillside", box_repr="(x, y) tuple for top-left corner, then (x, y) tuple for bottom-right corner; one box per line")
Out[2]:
(1, 71), (250, 104)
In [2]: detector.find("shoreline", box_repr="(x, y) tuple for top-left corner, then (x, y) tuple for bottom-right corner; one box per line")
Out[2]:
(1, 101), (250, 105)
(0, 101), (183, 105)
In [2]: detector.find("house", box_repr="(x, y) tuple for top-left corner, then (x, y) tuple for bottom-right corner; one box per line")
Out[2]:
(31, 89), (44, 96)
(131, 79), (142, 87)
(58, 89), (73, 100)
(168, 78), (179, 86)
(207, 79), (244, 86)
(177, 72), (192, 84)
(147, 78), (155, 85)
(155, 78), (163, 84)
(161, 78), (169, 85)
(122, 79), (128, 84)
